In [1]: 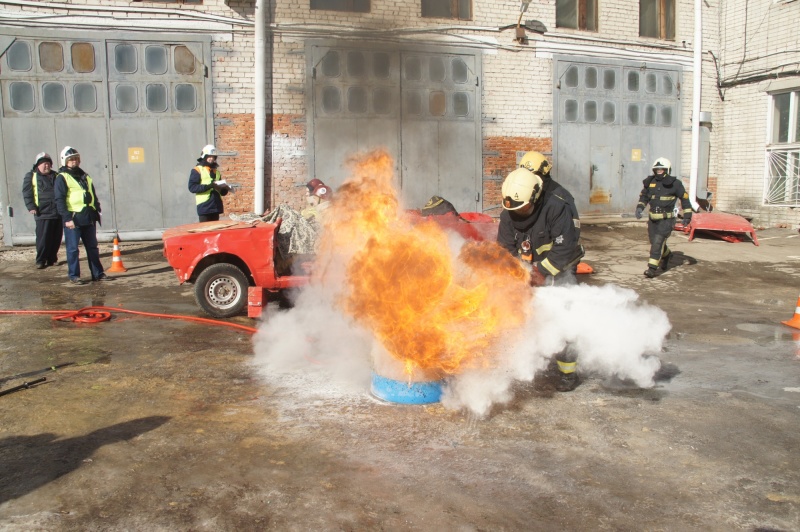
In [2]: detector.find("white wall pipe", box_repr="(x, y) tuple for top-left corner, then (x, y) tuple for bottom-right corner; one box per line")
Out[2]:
(254, 0), (266, 215)
(688, 0), (702, 211)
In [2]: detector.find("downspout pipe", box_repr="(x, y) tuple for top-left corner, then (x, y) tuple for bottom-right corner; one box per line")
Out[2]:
(254, 0), (266, 215)
(688, 0), (702, 211)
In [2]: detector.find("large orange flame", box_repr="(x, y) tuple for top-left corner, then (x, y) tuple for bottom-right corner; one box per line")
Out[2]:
(317, 149), (532, 379)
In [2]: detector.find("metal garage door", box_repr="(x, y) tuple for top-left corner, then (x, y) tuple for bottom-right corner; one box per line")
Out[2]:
(0, 29), (212, 245)
(553, 55), (682, 215)
(308, 42), (482, 213)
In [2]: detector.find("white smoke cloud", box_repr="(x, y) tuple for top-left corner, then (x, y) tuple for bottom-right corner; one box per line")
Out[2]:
(441, 284), (669, 417)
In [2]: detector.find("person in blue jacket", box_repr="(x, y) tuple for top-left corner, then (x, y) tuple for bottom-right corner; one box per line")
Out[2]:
(188, 144), (229, 222)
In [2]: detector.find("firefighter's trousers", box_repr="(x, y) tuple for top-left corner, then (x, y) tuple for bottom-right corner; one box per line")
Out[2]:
(647, 218), (674, 268)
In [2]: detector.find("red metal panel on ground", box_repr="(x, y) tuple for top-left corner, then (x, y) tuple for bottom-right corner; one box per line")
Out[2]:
(248, 287), (267, 318)
(684, 212), (759, 246)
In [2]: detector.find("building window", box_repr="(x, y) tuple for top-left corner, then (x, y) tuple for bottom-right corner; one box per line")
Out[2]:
(39, 42), (64, 72)
(115, 84), (138, 113)
(640, 0), (675, 40)
(9, 82), (34, 112)
(556, 0), (597, 31)
(74, 83), (97, 112)
(174, 45), (196, 75)
(422, 0), (471, 20)
(145, 46), (168, 75)
(72, 43), (96, 73)
(765, 90), (800, 205)
(42, 82), (67, 112)
(175, 84), (197, 112)
(115, 44), (137, 74)
(146, 83), (168, 112)
(7, 41), (31, 71)
(311, 0), (369, 13)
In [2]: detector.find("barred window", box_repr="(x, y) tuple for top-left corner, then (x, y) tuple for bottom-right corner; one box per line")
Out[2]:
(765, 90), (800, 205)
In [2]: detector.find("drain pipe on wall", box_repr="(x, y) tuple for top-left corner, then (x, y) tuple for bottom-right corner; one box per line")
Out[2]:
(254, 0), (266, 215)
(688, 0), (702, 211)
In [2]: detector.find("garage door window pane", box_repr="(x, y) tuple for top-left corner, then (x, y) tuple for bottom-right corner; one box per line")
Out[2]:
(645, 73), (657, 93)
(405, 91), (422, 115)
(39, 42), (63, 72)
(146, 83), (168, 112)
(42, 82), (66, 112)
(452, 58), (468, 83)
(585, 67), (597, 89)
(429, 57), (445, 82)
(405, 57), (421, 81)
(628, 104), (640, 124)
(645, 104), (656, 125)
(145, 46), (168, 75)
(74, 83), (97, 112)
(115, 44), (137, 74)
(116, 84), (138, 112)
(603, 69), (616, 90)
(322, 51), (340, 78)
(374, 87), (391, 114)
(348, 86), (367, 113)
(373, 53), (390, 79)
(10, 82), (34, 112)
(175, 84), (197, 112)
(663, 75), (674, 95)
(71, 43), (95, 73)
(8, 41), (31, 71)
(322, 86), (341, 113)
(174, 45), (195, 75)
(453, 92), (469, 116)
(429, 91), (446, 116)
(347, 51), (366, 78)
(660, 105), (672, 127)
(585, 100), (597, 122)
(564, 66), (578, 88)
(565, 99), (578, 122)
(602, 101), (615, 123)
(627, 71), (639, 92)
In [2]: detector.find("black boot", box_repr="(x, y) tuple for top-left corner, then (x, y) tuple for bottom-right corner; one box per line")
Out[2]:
(556, 371), (579, 392)
(644, 268), (657, 278)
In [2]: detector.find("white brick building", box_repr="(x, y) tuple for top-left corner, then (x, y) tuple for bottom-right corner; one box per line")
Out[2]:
(0, 0), (798, 243)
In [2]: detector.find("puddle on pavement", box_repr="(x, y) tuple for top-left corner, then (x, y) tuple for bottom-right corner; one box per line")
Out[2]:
(735, 322), (800, 347)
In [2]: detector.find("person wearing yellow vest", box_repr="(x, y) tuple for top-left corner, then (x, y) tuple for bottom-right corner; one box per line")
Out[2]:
(22, 152), (63, 269)
(54, 147), (111, 285)
(188, 144), (229, 222)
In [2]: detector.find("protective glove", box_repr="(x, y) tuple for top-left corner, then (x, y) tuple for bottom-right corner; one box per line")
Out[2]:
(683, 212), (693, 225)
(529, 263), (546, 287)
(635, 206), (644, 219)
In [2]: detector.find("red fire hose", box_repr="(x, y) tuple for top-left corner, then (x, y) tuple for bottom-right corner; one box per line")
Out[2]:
(0, 306), (259, 334)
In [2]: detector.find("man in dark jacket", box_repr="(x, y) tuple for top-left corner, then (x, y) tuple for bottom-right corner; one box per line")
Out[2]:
(188, 144), (229, 222)
(497, 165), (585, 392)
(22, 152), (62, 269)
(635, 157), (693, 278)
(54, 146), (110, 285)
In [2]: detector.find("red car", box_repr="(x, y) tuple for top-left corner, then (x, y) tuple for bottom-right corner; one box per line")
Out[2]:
(162, 212), (498, 319)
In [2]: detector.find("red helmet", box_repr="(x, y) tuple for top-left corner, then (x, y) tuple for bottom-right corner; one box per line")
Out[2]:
(306, 179), (330, 199)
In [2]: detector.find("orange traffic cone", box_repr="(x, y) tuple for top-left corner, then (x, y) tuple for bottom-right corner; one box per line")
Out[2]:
(107, 237), (128, 273)
(782, 293), (800, 330)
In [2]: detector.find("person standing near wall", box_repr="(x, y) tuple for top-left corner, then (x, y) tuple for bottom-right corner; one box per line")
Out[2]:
(54, 147), (110, 285)
(635, 157), (693, 278)
(22, 152), (62, 269)
(188, 144), (229, 222)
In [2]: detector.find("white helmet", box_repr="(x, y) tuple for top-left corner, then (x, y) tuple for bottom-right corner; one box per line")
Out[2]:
(502, 168), (543, 211)
(60, 146), (80, 167)
(200, 144), (218, 159)
(34, 152), (53, 167)
(652, 157), (671, 175)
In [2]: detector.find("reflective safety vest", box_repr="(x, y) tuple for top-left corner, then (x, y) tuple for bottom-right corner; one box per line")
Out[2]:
(59, 172), (96, 212)
(32, 172), (40, 207)
(194, 166), (221, 205)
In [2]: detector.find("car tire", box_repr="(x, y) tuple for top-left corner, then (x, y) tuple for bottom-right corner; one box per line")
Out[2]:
(194, 263), (249, 318)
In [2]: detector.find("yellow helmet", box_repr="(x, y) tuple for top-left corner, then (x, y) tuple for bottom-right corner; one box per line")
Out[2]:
(519, 151), (552, 176)
(652, 157), (671, 174)
(502, 168), (543, 211)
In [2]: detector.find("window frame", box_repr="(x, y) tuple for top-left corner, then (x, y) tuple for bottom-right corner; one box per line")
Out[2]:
(639, 0), (675, 41)
(421, 0), (472, 21)
(764, 89), (800, 206)
(310, 0), (370, 13)
(555, 0), (598, 32)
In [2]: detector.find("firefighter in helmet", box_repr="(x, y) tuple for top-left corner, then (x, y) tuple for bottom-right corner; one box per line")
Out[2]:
(635, 157), (693, 278)
(301, 178), (332, 222)
(497, 160), (585, 391)
(188, 144), (229, 222)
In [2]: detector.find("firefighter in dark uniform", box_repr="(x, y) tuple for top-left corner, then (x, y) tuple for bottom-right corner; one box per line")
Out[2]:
(22, 152), (63, 269)
(497, 162), (585, 391)
(635, 157), (693, 278)
(188, 144), (229, 222)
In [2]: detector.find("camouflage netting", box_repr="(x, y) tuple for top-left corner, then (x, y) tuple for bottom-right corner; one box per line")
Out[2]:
(260, 205), (319, 255)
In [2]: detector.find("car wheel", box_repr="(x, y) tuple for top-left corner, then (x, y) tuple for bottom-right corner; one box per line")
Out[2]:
(194, 263), (249, 318)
